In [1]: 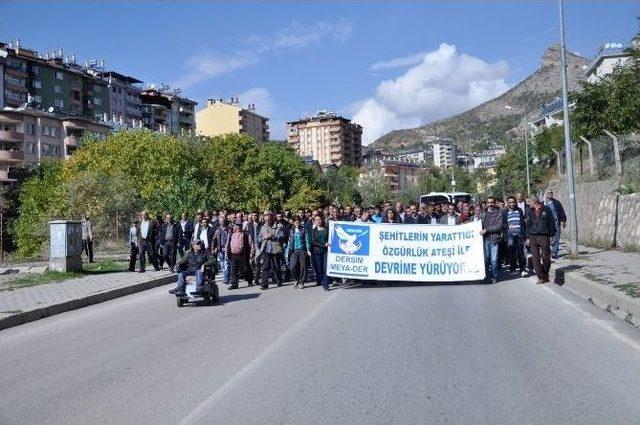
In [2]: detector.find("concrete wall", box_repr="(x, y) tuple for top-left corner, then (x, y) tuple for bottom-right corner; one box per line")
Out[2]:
(548, 179), (640, 250)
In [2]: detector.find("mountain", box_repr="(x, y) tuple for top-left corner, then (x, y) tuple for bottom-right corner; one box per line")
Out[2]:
(370, 45), (589, 150)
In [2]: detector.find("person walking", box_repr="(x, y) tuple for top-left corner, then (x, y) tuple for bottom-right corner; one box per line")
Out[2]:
(525, 195), (556, 284)
(480, 196), (504, 284)
(503, 196), (528, 276)
(81, 214), (94, 263)
(311, 215), (330, 290)
(178, 212), (193, 257)
(543, 189), (567, 259)
(160, 213), (181, 272)
(137, 210), (160, 273)
(288, 216), (312, 289)
(127, 219), (139, 272)
(258, 212), (285, 290)
(213, 216), (232, 285)
(226, 222), (251, 290)
(153, 214), (165, 269)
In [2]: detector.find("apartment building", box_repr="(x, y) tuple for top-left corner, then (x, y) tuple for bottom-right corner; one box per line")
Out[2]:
(96, 71), (144, 128)
(433, 138), (456, 169)
(0, 41), (110, 121)
(287, 110), (362, 167)
(585, 43), (631, 84)
(0, 104), (110, 185)
(195, 98), (269, 142)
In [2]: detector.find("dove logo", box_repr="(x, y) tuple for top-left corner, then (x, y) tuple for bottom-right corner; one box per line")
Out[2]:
(331, 224), (369, 256)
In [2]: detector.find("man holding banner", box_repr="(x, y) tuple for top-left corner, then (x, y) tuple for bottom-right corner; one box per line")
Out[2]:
(326, 219), (486, 283)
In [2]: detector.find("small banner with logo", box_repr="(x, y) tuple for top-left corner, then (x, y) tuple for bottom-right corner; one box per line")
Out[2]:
(327, 220), (486, 282)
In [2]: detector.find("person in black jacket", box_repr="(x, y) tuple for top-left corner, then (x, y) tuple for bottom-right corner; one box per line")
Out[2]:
(403, 203), (426, 224)
(169, 241), (215, 296)
(159, 213), (182, 272)
(178, 212), (194, 257)
(480, 197), (504, 283)
(543, 189), (567, 259)
(525, 195), (557, 284)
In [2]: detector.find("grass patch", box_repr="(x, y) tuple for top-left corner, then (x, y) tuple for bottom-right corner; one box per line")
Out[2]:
(0, 260), (128, 292)
(614, 283), (640, 298)
(582, 272), (616, 286)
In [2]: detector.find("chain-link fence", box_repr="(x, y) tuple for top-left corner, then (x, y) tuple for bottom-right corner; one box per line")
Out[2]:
(556, 132), (640, 190)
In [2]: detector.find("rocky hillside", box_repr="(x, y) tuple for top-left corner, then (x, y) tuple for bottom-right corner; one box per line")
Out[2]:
(371, 45), (589, 150)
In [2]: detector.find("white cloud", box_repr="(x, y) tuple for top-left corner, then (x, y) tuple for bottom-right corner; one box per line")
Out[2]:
(353, 43), (510, 144)
(176, 19), (352, 89)
(238, 87), (276, 117)
(370, 51), (427, 71)
(177, 51), (258, 89)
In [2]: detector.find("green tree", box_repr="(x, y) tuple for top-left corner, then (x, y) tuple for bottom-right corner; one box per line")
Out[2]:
(324, 165), (361, 206)
(357, 165), (390, 206)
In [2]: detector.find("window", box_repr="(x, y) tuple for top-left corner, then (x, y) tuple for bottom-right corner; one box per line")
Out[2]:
(112, 86), (117, 93)
(54, 99), (64, 108)
(52, 145), (60, 156)
(33, 80), (42, 89)
(94, 85), (101, 93)
(33, 66), (40, 75)
(55, 71), (64, 80)
(26, 143), (34, 154)
(42, 144), (50, 155)
(117, 88), (122, 94)
(42, 126), (50, 136)
(51, 127), (60, 137)
(94, 97), (102, 106)
(33, 95), (42, 103)
(54, 85), (62, 94)
(26, 123), (35, 135)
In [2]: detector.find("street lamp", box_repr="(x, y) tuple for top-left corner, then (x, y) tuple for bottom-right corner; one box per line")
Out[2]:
(558, 0), (580, 255)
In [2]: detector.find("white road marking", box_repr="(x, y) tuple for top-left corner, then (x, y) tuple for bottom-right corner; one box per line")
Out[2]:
(179, 289), (340, 424)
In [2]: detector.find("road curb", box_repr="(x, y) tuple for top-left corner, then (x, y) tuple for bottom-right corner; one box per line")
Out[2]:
(0, 274), (177, 331)
(559, 269), (640, 328)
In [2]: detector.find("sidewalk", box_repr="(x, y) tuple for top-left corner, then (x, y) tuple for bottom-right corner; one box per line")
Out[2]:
(0, 270), (176, 330)
(552, 244), (640, 327)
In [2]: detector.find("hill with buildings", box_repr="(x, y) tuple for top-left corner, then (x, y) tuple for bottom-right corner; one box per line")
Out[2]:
(370, 45), (589, 151)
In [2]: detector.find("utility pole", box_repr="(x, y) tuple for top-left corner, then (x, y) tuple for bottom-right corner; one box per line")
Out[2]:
(558, 0), (579, 255)
(524, 130), (531, 195)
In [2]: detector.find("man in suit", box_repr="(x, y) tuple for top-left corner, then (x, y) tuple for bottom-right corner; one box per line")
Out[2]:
(438, 203), (462, 225)
(159, 213), (182, 272)
(178, 212), (194, 257)
(137, 210), (160, 273)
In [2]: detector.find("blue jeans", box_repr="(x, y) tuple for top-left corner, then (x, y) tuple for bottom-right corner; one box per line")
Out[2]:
(218, 251), (230, 283)
(177, 270), (204, 291)
(551, 220), (561, 257)
(312, 252), (328, 288)
(484, 239), (500, 280)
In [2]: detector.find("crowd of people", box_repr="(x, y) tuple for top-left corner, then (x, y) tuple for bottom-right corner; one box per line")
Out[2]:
(120, 189), (566, 295)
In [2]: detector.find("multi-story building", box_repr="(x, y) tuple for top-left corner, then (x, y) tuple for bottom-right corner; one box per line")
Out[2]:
(0, 41), (110, 121)
(195, 97), (269, 142)
(363, 146), (433, 166)
(168, 93), (197, 134)
(0, 104), (110, 186)
(433, 138), (456, 169)
(585, 43), (630, 84)
(95, 71), (144, 128)
(472, 147), (506, 170)
(360, 160), (428, 194)
(287, 110), (362, 167)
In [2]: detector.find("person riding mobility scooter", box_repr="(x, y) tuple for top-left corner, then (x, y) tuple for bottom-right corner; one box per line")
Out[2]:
(169, 240), (219, 307)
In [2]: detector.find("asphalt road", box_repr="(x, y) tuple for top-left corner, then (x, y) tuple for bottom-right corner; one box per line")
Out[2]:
(2, 276), (640, 425)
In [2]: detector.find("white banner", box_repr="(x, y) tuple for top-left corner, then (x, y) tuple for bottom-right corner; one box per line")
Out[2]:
(327, 220), (486, 282)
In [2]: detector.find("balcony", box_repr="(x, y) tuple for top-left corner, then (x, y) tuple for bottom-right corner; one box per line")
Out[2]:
(0, 130), (23, 143)
(5, 66), (28, 78)
(0, 169), (17, 183)
(0, 150), (25, 163)
(64, 136), (78, 147)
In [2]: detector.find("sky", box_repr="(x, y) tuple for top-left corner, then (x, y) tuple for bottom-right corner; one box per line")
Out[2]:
(1, 1), (638, 143)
